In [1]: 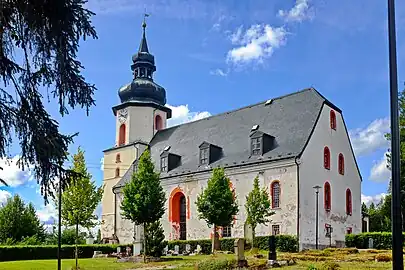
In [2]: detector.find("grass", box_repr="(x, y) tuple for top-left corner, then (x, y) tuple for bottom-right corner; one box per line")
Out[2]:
(0, 249), (396, 269)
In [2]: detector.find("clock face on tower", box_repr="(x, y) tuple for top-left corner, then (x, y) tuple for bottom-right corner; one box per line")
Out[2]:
(118, 108), (128, 124)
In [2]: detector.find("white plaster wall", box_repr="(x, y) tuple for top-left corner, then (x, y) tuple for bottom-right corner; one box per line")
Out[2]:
(299, 104), (362, 250)
(114, 159), (299, 244)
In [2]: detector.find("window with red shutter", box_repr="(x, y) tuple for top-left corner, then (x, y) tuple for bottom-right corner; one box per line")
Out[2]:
(338, 153), (345, 175)
(324, 147), (330, 170)
(346, 188), (352, 215)
(324, 182), (331, 211)
(330, 110), (336, 130)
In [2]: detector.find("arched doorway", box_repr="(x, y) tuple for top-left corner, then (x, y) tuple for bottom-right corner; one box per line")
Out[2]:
(170, 191), (187, 240)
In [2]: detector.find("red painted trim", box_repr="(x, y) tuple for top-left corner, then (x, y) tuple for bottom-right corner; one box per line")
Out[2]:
(270, 180), (281, 209)
(338, 153), (345, 175)
(324, 146), (330, 170)
(168, 187), (185, 222)
(155, 114), (163, 131)
(118, 124), (126, 146)
(346, 188), (352, 215)
(324, 181), (331, 211)
(330, 110), (336, 130)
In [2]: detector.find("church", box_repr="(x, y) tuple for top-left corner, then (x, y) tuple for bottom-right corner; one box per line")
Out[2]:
(101, 21), (362, 251)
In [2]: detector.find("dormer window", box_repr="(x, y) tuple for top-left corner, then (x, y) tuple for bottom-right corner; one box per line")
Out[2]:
(249, 129), (275, 156)
(251, 137), (262, 155)
(198, 142), (223, 166)
(200, 147), (209, 165)
(160, 156), (168, 172)
(160, 149), (181, 172)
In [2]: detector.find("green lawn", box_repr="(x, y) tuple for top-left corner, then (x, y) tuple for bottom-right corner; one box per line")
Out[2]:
(0, 251), (394, 270)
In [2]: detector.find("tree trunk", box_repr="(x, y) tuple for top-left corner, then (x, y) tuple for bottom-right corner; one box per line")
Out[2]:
(211, 224), (216, 254)
(252, 226), (256, 249)
(75, 223), (78, 269)
(143, 223), (147, 263)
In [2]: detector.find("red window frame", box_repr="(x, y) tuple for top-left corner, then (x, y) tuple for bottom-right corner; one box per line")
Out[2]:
(155, 115), (163, 131)
(346, 188), (352, 215)
(330, 110), (336, 130)
(324, 147), (330, 170)
(115, 167), (120, 177)
(338, 153), (345, 175)
(324, 182), (331, 211)
(271, 181), (280, 208)
(118, 124), (126, 146)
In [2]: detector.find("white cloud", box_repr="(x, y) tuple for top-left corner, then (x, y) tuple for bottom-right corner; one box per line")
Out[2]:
(349, 118), (390, 157)
(0, 155), (34, 187)
(37, 202), (58, 225)
(369, 152), (391, 182)
(362, 193), (386, 206)
(209, 68), (228, 77)
(226, 24), (287, 65)
(278, 0), (313, 23)
(100, 157), (104, 171)
(167, 104), (211, 127)
(0, 190), (11, 205)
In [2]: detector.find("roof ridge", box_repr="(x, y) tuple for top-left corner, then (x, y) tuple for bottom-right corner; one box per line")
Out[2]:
(157, 87), (316, 134)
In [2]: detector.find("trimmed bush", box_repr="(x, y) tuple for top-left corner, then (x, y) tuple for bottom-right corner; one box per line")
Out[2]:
(321, 261), (340, 270)
(375, 253), (392, 262)
(0, 244), (131, 262)
(345, 232), (405, 249)
(196, 258), (237, 270)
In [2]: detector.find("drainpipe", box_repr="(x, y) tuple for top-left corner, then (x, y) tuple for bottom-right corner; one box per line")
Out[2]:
(114, 192), (117, 236)
(152, 108), (157, 136)
(295, 157), (301, 250)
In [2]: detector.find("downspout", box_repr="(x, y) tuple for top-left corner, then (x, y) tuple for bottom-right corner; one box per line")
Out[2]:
(152, 108), (157, 136)
(114, 191), (117, 237)
(295, 157), (300, 250)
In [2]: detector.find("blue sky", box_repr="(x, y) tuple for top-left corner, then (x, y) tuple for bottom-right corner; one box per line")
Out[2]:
(1, 0), (405, 227)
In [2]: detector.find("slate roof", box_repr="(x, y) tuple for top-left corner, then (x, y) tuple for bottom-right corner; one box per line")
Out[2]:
(113, 87), (350, 190)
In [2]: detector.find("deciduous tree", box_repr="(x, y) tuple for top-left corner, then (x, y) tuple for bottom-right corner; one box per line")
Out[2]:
(61, 147), (103, 269)
(195, 167), (239, 253)
(120, 150), (166, 262)
(245, 176), (274, 248)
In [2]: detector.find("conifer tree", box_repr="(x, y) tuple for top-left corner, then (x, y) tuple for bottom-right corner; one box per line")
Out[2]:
(245, 176), (274, 248)
(61, 147), (103, 269)
(195, 167), (239, 253)
(121, 149), (166, 262)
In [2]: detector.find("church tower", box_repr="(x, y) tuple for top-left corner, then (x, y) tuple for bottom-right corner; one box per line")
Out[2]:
(101, 18), (172, 240)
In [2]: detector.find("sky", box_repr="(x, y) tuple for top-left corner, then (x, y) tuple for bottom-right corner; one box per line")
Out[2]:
(1, 0), (405, 231)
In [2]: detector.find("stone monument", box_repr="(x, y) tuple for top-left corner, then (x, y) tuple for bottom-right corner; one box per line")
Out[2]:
(234, 238), (248, 268)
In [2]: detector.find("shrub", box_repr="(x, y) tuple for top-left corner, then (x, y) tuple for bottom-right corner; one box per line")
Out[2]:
(375, 253), (392, 262)
(196, 258), (237, 270)
(321, 261), (340, 270)
(345, 232), (404, 249)
(307, 264), (317, 270)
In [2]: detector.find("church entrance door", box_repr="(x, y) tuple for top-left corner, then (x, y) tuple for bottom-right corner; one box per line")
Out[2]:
(179, 195), (187, 240)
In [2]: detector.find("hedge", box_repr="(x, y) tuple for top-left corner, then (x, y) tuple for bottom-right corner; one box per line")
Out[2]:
(345, 232), (405, 249)
(0, 244), (132, 262)
(168, 235), (298, 254)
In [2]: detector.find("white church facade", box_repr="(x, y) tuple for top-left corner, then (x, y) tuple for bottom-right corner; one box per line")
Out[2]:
(100, 22), (362, 251)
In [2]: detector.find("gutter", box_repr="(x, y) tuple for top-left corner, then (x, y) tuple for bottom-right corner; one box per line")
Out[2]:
(295, 156), (300, 250)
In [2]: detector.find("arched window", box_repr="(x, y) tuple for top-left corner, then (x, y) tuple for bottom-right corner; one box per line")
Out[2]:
(155, 115), (163, 131)
(118, 124), (126, 146)
(324, 182), (331, 211)
(338, 153), (345, 175)
(330, 110), (336, 130)
(115, 168), (120, 177)
(324, 147), (330, 170)
(116, 154), (121, 163)
(346, 189), (352, 215)
(271, 181), (280, 208)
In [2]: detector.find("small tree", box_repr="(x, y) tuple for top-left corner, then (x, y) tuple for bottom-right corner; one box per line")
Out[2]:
(145, 221), (167, 257)
(245, 176), (275, 248)
(120, 149), (166, 262)
(195, 167), (239, 253)
(61, 147), (103, 269)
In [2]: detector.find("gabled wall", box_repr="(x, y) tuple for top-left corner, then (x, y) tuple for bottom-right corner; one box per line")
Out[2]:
(299, 104), (361, 249)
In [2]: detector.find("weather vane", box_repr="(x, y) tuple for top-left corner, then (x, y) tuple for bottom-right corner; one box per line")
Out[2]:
(143, 8), (150, 28)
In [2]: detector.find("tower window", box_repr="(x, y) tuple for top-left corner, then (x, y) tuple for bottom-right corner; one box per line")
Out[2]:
(200, 147), (209, 165)
(324, 182), (331, 211)
(116, 154), (121, 163)
(338, 153), (345, 175)
(346, 188), (352, 215)
(118, 124), (126, 146)
(251, 137), (262, 156)
(271, 181), (280, 208)
(155, 115), (163, 131)
(161, 156), (168, 172)
(115, 168), (120, 178)
(222, 226), (232, 238)
(330, 110), (336, 130)
(324, 146), (330, 170)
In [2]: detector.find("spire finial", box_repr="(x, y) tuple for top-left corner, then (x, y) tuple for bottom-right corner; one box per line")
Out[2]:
(138, 12), (150, 53)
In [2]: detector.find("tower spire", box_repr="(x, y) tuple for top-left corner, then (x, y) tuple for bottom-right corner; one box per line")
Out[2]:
(139, 13), (150, 53)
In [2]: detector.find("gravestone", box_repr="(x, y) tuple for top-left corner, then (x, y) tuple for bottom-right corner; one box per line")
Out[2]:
(196, 244), (202, 254)
(185, 244), (191, 254)
(163, 246), (168, 256)
(244, 222), (253, 246)
(174, 245), (179, 255)
(117, 246), (121, 254)
(234, 238), (248, 268)
(368, 238), (374, 249)
(126, 246), (132, 257)
(268, 235), (277, 261)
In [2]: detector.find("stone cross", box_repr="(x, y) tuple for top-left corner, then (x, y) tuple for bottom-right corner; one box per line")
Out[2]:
(196, 244), (202, 254)
(368, 238), (374, 249)
(174, 245), (179, 255)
